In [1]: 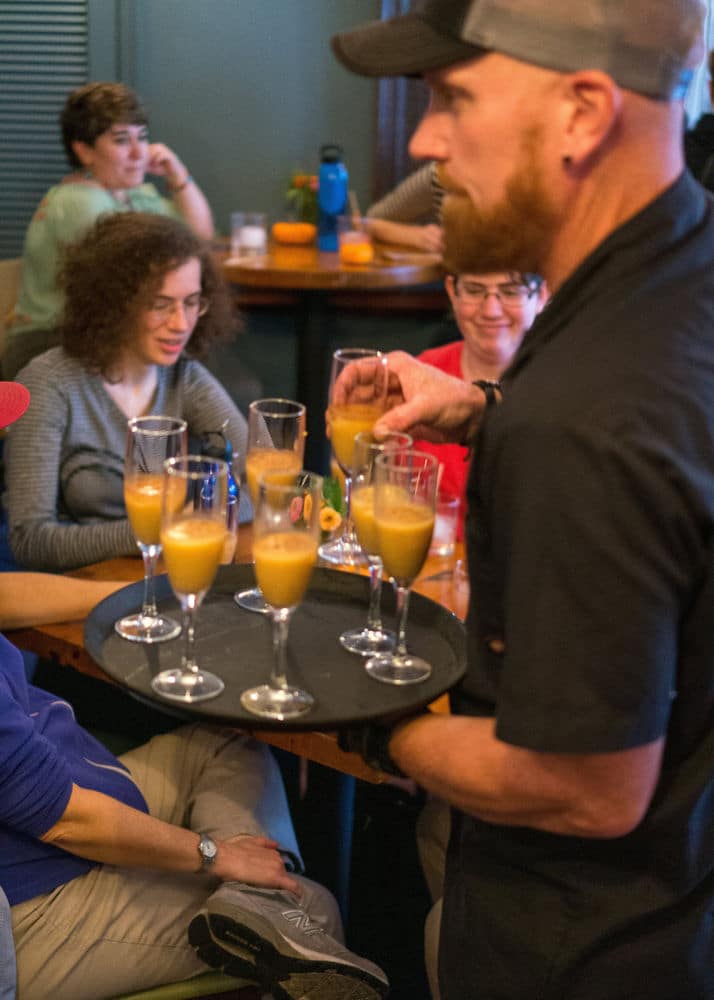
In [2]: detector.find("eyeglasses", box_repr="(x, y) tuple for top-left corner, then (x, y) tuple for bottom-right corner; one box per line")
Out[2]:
(455, 280), (537, 306)
(148, 294), (209, 322)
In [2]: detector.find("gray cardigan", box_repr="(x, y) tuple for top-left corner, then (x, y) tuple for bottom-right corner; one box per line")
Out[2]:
(4, 348), (250, 571)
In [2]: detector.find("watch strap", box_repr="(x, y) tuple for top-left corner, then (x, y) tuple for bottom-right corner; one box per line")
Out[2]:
(472, 379), (502, 408)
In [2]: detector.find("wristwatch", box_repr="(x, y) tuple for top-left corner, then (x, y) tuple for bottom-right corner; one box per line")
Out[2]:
(196, 832), (218, 873)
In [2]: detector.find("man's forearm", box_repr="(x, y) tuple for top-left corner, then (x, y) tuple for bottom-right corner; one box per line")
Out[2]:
(389, 714), (663, 839)
(40, 784), (299, 890)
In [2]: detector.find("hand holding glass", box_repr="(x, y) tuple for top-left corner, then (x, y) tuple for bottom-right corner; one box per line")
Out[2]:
(340, 430), (412, 656)
(235, 399), (306, 613)
(241, 471), (323, 720)
(319, 348), (388, 567)
(115, 416), (187, 643)
(151, 456), (229, 703)
(365, 450), (438, 685)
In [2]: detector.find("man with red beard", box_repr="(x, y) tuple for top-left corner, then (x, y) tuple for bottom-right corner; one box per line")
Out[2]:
(332, 2), (714, 999)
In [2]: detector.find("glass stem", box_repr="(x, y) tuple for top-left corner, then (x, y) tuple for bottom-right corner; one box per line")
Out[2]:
(181, 596), (199, 674)
(271, 607), (293, 690)
(366, 556), (384, 631)
(393, 582), (411, 657)
(342, 475), (355, 543)
(139, 544), (160, 620)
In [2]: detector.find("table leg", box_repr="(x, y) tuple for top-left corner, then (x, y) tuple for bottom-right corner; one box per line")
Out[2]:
(296, 291), (331, 474)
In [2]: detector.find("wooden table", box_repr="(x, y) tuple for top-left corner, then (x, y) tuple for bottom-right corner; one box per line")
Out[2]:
(221, 243), (445, 470)
(7, 530), (466, 919)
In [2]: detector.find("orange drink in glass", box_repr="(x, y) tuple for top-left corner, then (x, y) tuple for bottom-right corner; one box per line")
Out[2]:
(241, 471), (323, 721)
(151, 455), (229, 704)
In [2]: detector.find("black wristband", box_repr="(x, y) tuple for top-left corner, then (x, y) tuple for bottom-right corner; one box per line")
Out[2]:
(472, 379), (502, 407)
(338, 722), (405, 778)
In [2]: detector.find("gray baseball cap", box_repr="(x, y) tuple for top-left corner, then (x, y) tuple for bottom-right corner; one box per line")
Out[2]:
(332, 0), (704, 100)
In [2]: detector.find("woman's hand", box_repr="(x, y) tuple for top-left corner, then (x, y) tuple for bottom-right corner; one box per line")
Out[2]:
(146, 143), (187, 189)
(215, 835), (301, 893)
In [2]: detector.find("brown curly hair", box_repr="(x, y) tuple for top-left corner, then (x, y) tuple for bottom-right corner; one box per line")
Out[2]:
(61, 82), (149, 169)
(59, 212), (236, 379)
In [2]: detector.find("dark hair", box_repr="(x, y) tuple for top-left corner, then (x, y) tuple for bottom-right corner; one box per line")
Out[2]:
(60, 82), (149, 168)
(453, 270), (544, 290)
(59, 212), (235, 379)
(709, 49), (714, 79)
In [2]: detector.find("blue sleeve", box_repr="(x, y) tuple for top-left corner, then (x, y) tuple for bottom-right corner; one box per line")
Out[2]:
(0, 680), (74, 837)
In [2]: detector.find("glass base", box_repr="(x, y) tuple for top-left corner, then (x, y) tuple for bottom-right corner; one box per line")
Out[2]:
(365, 653), (432, 685)
(318, 535), (367, 567)
(151, 668), (225, 702)
(340, 625), (396, 657)
(241, 683), (314, 720)
(115, 612), (181, 644)
(234, 586), (270, 614)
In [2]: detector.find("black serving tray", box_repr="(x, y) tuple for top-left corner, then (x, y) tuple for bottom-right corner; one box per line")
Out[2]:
(84, 564), (466, 731)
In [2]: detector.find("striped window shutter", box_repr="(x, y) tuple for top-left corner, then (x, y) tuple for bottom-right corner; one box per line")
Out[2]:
(0, 2), (89, 257)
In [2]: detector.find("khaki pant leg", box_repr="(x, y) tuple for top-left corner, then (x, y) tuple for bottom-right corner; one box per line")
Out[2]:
(12, 864), (220, 1000)
(12, 723), (300, 999)
(424, 897), (443, 1000)
(416, 797), (451, 904)
(120, 723), (301, 863)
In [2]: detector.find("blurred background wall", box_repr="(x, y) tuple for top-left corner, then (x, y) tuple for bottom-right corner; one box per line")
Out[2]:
(1, 0), (380, 254)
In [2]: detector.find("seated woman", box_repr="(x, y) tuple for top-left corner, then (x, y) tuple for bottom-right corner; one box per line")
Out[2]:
(366, 160), (445, 254)
(416, 271), (546, 537)
(5, 81), (214, 378)
(4, 211), (251, 572)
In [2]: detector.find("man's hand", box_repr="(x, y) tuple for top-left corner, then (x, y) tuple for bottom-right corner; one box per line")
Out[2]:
(215, 835), (301, 893)
(332, 350), (487, 444)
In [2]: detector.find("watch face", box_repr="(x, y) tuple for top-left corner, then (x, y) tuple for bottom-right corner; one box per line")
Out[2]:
(199, 834), (217, 864)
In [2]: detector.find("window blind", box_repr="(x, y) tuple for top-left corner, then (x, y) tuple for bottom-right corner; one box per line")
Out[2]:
(0, 2), (89, 257)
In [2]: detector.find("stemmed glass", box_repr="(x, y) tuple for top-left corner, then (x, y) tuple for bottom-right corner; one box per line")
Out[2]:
(235, 399), (306, 613)
(319, 348), (389, 566)
(366, 449), (438, 685)
(340, 430), (412, 656)
(115, 416), (187, 643)
(241, 470), (323, 720)
(151, 455), (229, 703)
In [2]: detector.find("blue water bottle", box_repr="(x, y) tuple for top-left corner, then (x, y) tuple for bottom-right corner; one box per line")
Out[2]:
(199, 428), (239, 503)
(317, 144), (348, 252)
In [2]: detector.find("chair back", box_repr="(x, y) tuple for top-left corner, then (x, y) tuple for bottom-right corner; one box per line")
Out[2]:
(0, 260), (22, 362)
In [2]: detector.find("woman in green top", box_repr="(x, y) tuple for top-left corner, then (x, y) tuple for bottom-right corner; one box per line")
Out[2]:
(5, 81), (214, 378)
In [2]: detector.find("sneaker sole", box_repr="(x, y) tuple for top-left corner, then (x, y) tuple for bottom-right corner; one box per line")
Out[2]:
(189, 905), (388, 999)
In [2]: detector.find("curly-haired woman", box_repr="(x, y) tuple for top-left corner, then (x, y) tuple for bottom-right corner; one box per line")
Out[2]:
(3, 212), (250, 572)
(4, 81), (214, 379)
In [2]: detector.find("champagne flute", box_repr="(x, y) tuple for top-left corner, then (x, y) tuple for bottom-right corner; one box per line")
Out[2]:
(151, 455), (229, 703)
(235, 398), (306, 613)
(365, 449), (438, 685)
(221, 492), (239, 565)
(241, 470), (323, 720)
(319, 348), (389, 566)
(115, 415), (187, 643)
(340, 430), (412, 656)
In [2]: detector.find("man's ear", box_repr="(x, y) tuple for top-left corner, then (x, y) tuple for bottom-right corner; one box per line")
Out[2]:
(558, 71), (622, 167)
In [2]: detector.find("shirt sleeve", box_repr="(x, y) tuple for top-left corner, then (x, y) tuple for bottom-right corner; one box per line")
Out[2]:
(485, 403), (702, 754)
(4, 358), (136, 571)
(0, 683), (73, 837)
